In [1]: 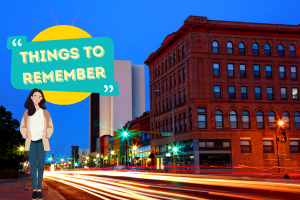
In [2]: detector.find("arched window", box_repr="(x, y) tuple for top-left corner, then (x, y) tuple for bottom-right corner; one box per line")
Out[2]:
(178, 49), (181, 61)
(179, 114), (182, 132)
(212, 41), (219, 53)
(215, 110), (223, 129)
(173, 53), (176, 65)
(242, 110), (250, 129)
(278, 44), (284, 56)
(156, 123), (158, 132)
(282, 111), (290, 129)
(253, 43), (259, 55)
(162, 62), (164, 73)
(165, 59), (168, 70)
(159, 121), (161, 132)
(182, 46), (185, 57)
(294, 111), (300, 130)
(230, 110), (238, 129)
(184, 112), (187, 131)
(169, 56), (172, 67)
(227, 42), (233, 54)
(268, 111), (276, 129)
(239, 42), (245, 54)
(256, 111), (264, 129)
(265, 43), (271, 56)
(290, 45), (295, 57)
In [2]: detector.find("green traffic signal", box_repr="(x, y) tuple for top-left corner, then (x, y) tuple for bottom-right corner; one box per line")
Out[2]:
(122, 131), (128, 137)
(173, 147), (178, 153)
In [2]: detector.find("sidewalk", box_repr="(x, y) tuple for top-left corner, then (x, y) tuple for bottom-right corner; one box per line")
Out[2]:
(0, 174), (65, 200)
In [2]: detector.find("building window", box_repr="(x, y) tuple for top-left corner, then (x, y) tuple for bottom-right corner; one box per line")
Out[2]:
(166, 78), (168, 90)
(214, 86), (221, 99)
(166, 98), (169, 109)
(189, 109), (193, 130)
(182, 46), (185, 57)
(240, 64), (246, 77)
(159, 102), (161, 113)
(239, 42), (245, 54)
(170, 75), (172, 87)
(230, 110), (238, 129)
(281, 88), (287, 100)
(179, 70), (181, 82)
(178, 49), (181, 61)
(173, 53), (176, 65)
(175, 116), (177, 133)
(163, 100), (165, 111)
(228, 64), (234, 77)
(266, 65), (272, 78)
(159, 121), (161, 132)
(183, 67), (185, 80)
(174, 73), (176, 86)
(282, 111), (290, 129)
(290, 140), (300, 153)
(169, 56), (172, 67)
(179, 114), (182, 132)
(293, 88), (299, 100)
(155, 68), (157, 78)
(227, 42), (233, 54)
(166, 119), (169, 132)
(229, 86), (235, 99)
(174, 94), (177, 106)
(279, 66), (286, 78)
(215, 110), (223, 129)
(294, 111), (300, 130)
(267, 87), (273, 100)
(213, 63), (220, 76)
(290, 45), (295, 57)
(198, 108), (206, 129)
(184, 89), (186, 102)
(256, 110), (264, 129)
(156, 123), (158, 132)
(165, 59), (168, 70)
(265, 43), (271, 56)
(255, 87), (261, 100)
(254, 65), (260, 77)
(242, 110), (250, 129)
(170, 117), (173, 132)
(268, 111), (276, 129)
(156, 103), (158, 114)
(241, 86), (247, 100)
(162, 63), (164, 72)
(212, 41), (219, 53)
(278, 44), (284, 56)
(263, 140), (274, 153)
(158, 66), (160, 75)
(162, 81), (164, 91)
(253, 43), (259, 55)
(184, 113), (187, 131)
(179, 91), (182, 104)
(163, 120), (165, 132)
(241, 140), (251, 153)
(291, 66), (297, 79)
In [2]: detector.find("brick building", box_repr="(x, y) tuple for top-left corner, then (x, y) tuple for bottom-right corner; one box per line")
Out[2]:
(144, 16), (300, 172)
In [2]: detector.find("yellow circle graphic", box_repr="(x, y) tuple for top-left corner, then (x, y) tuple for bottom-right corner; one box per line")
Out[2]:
(32, 25), (92, 105)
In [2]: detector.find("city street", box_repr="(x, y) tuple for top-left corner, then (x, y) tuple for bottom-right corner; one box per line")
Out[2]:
(43, 170), (300, 200)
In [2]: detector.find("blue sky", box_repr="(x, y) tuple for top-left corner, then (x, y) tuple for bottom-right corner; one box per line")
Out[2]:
(0, 0), (299, 159)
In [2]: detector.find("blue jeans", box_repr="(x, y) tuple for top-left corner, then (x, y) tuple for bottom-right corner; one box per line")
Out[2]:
(28, 140), (46, 190)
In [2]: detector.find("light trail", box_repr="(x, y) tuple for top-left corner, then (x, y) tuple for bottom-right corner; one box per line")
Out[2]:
(44, 170), (300, 199)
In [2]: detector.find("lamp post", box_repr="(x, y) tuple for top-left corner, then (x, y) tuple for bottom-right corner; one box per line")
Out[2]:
(156, 90), (176, 173)
(69, 143), (76, 170)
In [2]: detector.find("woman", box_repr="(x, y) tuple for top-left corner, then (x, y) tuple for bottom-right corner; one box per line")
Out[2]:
(20, 88), (54, 200)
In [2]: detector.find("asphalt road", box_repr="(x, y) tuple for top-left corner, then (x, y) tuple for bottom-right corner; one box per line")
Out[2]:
(44, 171), (300, 200)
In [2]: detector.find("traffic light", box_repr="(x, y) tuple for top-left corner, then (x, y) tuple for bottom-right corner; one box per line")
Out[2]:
(52, 154), (54, 158)
(281, 124), (287, 136)
(122, 130), (128, 137)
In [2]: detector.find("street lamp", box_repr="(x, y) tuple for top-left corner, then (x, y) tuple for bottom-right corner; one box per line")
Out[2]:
(69, 143), (76, 170)
(156, 90), (176, 173)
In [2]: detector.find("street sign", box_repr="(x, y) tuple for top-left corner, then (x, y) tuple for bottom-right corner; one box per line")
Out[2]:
(162, 132), (173, 136)
(166, 153), (172, 157)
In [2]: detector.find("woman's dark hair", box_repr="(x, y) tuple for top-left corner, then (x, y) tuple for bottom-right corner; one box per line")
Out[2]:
(24, 88), (46, 116)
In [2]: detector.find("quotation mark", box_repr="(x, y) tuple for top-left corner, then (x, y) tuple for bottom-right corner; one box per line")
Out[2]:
(12, 39), (22, 46)
(104, 85), (113, 92)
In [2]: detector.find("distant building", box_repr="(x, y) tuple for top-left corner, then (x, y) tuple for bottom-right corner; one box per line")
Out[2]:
(71, 146), (79, 163)
(78, 149), (83, 165)
(89, 60), (145, 154)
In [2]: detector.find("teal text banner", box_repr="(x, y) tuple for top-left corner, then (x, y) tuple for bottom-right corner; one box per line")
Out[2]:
(7, 36), (119, 96)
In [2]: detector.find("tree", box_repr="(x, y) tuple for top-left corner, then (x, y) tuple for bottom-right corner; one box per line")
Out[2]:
(0, 106), (28, 170)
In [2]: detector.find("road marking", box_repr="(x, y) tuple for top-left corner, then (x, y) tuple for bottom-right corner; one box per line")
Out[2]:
(119, 181), (149, 187)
